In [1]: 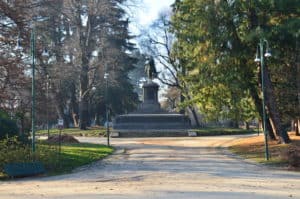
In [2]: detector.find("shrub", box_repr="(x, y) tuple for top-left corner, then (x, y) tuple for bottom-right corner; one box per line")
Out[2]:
(0, 137), (59, 174)
(0, 137), (31, 172)
(0, 110), (18, 140)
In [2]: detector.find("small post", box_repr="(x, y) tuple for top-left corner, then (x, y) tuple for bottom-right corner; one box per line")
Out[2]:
(106, 109), (110, 146)
(59, 128), (62, 154)
(104, 72), (110, 146)
(57, 118), (64, 155)
(46, 74), (50, 139)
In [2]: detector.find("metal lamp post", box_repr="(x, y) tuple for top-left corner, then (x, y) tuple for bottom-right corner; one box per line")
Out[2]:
(31, 26), (36, 153)
(104, 72), (110, 146)
(42, 48), (50, 138)
(254, 39), (272, 161)
(29, 17), (50, 153)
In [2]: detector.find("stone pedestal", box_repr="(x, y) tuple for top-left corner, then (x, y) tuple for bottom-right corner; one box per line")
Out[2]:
(112, 80), (191, 137)
(137, 81), (162, 113)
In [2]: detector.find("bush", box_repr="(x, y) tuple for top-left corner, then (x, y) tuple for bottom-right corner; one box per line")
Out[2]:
(0, 110), (18, 140)
(0, 137), (113, 177)
(0, 137), (59, 174)
(0, 137), (31, 173)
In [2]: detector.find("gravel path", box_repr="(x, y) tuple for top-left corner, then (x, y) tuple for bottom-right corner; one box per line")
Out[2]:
(0, 135), (300, 199)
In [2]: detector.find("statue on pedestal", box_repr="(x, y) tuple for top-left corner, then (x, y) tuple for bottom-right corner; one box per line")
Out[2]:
(112, 56), (191, 137)
(144, 57), (157, 80)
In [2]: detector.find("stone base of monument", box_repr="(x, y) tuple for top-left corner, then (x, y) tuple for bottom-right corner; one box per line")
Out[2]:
(112, 114), (191, 137)
(110, 132), (120, 138)
(112, 80), (191, 137)
(187, 131), (197, 137)
(113, 130), (188, 137)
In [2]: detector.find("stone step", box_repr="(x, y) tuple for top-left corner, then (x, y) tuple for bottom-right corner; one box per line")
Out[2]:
(114, 130), (189, 137)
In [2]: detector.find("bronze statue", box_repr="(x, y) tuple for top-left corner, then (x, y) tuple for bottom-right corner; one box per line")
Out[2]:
(145, 57), (157, 80)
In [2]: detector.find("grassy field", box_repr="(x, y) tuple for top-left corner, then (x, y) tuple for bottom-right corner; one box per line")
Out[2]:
(0, 141), (113, 178)
(229, 133), (300, 169)
(192, 127), (256, 136)
(37, 127), (107, 137)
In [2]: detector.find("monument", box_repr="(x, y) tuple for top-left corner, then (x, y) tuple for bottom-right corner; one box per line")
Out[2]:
(112, 57), (191, 137)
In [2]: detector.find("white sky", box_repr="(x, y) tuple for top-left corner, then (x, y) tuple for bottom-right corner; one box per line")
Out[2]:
(136, 0), (174, 25)
(129, 0), (174, 35)
(127, 0), (175, 101)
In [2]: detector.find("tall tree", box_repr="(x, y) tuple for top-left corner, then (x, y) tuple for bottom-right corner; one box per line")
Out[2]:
(0, 0), (140, 131)
(171, 0), (299, 143)
(64, 0), (138, 129)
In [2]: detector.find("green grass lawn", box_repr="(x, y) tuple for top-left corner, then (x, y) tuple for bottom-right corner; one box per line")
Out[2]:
(0, 141), (113, 178)
(37, 127), (107, 137)
(40, 142), (114, 175)
(192, 127), (256, 136)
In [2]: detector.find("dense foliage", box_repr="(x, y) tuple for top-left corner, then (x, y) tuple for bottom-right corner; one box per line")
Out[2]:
(171, 0), (299, 143)
(0, 110), (18, 140)
(0, 0), (141, 131)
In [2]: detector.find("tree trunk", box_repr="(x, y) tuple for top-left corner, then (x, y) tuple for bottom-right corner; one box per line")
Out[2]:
(77, 10), (91, 130)
(263, 64), (290, 143)
(296, 119), (300, 136)
(79, 64), (89, 130)
(72, 113), (79, 127)
(268, 117), (279, 140)
(249, 84), (276, 140)
(291, 119), (295, 131)
(296, 35), (300, 136)
(79, 97), (88, 130)
(179, 93), (185, 114)
(188, 105), (201, 127)
(70, 82), (79, 127)
(245, 122), (250, 130)
(55, 98), (69, 128)
(266, 118), (276, 140)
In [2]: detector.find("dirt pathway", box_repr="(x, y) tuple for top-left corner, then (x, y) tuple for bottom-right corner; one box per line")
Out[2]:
(0, 135), (300, 199)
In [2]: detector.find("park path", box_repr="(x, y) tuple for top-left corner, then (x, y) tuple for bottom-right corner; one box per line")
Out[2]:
(0, 135), (300, 199)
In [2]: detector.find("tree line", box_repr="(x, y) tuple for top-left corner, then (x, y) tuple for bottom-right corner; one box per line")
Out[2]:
(168, 0), (299, 143)
(0, 0), (143, 133)
(139, 0), (299, 144)
(1, 0), (299, 145)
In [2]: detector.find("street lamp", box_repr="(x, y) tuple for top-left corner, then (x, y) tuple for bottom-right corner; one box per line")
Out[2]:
(42, 48), (50, 139)
(254, 38), (272, 161)
(31, 25), (36, 153)
(104, 72), (110, 146)
(29, 17), (50, 153)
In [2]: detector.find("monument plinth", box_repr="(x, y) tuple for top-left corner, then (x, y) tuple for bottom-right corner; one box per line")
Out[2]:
(137, 81), (161, 113)
(112, 57), (191, 137)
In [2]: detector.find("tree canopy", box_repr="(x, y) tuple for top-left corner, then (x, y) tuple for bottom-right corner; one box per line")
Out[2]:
(0, 0), (141, 132)
(171, 0), (299, 143)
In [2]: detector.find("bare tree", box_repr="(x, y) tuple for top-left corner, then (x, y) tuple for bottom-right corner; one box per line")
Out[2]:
(139, 10), (201, 126)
